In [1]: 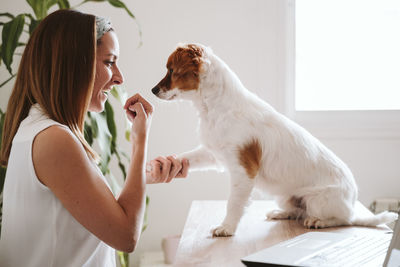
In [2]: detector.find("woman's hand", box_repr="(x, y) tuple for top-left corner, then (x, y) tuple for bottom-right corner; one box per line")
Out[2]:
(124, 93), (154, 142)
(146, 156), (189, 184)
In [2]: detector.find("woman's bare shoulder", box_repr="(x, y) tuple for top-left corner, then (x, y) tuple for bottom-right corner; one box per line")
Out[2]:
(34, 124), (83, 153)
(32, 125), (91, 186)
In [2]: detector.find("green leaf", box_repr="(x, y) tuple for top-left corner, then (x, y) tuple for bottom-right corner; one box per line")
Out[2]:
(111, 86), (127, 105)
(116, 251), (129, 267)
(57, 0), (71, 9)
(77, 0), (105, 7)
(141, 195), (150, 232)
(108, 0), (142, 46)
(0, 13), (14, 19)
(0, 109), (5, 150)
(77, 0), (142, 46)
(94, 110), (113, 174)
(104, 100), (117, 143)
(1, 14), (25, 75)
(91, 112), (112, 164)
(26, 0), (47, 20)
(0, 110), (6, 200)
(0, 166), (5, 197)
(26, 0), (61, 20)
(117, 161), (127, 180)
(88, 112), (99, 139)
(28, 17), (41, 34)
(112, 147), (127, 179)
(125, 129), (130, 142)
(110, 86), (131, 141)
(46, 0), (59, 11)
(108, 0), (135, 19)
(84, 121), (93, 145)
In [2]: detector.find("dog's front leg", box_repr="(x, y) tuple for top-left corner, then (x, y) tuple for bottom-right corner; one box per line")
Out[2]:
(178, 145), (223, 172)
(212, 169), (254, 237)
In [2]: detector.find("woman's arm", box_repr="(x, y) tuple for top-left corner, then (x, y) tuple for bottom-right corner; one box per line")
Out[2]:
(33, 94), (152, 253)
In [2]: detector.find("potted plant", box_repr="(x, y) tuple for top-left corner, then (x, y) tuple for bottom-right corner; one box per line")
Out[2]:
(0, 1), (146, 266)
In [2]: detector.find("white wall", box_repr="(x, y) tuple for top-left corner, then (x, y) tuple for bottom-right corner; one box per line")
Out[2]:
(1, 1), (399, 266)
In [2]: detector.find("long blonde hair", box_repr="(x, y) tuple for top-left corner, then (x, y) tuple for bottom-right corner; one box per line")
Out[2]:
(0, 9), (99, 166)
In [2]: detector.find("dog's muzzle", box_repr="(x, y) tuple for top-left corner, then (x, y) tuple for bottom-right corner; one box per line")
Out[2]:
(152, 86), (160, 95)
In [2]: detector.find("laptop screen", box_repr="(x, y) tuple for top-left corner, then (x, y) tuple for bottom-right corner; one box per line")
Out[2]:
(383, 211), (400, 267)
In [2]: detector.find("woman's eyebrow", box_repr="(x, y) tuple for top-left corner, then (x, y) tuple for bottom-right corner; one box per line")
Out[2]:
(106, 53), (118, 59)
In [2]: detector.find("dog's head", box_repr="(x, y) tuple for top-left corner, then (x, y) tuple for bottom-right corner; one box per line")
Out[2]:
(152, 43), (209, 101)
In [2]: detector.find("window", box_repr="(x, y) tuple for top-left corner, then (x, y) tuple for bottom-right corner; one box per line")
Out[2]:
(283, 0), (400, 138)
(295, 0), (400, 111)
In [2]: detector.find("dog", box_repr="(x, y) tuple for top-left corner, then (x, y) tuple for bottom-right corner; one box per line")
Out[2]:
(151, 43), (398, 237)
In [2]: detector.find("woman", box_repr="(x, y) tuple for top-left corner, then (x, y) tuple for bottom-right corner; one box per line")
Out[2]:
(0, 9), (188, 266)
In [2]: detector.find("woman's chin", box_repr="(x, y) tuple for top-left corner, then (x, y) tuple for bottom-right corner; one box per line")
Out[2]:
(88, 102), (105, 113)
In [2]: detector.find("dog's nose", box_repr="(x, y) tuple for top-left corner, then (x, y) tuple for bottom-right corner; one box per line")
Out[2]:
(152, 86), (160, 95)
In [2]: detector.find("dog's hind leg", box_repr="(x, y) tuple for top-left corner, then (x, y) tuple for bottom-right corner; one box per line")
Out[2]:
(301, 186), (355, 228)
(303, 216), (349, 229)
(266, 196), (306, 220)
(212, 168), (255, 237)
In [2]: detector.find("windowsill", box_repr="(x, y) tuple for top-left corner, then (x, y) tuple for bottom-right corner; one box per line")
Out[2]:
(287, 110), (400, 140)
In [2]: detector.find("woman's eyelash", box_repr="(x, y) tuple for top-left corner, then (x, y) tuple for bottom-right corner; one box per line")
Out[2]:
(105, 61), (115, 66)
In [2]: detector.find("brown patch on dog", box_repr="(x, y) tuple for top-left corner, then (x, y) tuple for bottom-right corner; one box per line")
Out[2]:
(156, 44), (204, 92)
(238, 139), (262, 178)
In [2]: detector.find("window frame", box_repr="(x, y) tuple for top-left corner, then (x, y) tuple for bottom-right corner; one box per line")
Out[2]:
(279, 0), (400, 139)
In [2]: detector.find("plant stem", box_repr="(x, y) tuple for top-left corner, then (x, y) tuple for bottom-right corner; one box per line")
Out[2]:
(0, 74), (16, 88)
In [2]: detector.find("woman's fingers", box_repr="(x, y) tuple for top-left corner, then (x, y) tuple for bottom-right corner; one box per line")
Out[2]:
(149, 160), (162, 180)
(156, 157), (171, 181)
(167, 155), (182, 182)
(148, 157), (170, 183)
(126, 102), (145, 122)
(124, 93), (154, 116)
(176, 158), (189, 178)
(146, 157), (189, 183)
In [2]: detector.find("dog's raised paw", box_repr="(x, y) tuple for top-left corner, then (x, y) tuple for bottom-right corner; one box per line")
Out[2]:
(211, 225), (234, 237)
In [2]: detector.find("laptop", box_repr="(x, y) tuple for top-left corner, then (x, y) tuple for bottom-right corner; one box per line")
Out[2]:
(241, 212), (400, 267)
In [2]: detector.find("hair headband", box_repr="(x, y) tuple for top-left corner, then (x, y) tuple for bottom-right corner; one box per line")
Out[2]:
(95, 16), (112, 40)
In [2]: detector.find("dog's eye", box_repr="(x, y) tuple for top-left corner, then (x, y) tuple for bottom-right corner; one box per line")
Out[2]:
(169, 69), (173, 75)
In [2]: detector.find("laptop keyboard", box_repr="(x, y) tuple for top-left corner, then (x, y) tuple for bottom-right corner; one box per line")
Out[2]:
(299, 233), (392, 267)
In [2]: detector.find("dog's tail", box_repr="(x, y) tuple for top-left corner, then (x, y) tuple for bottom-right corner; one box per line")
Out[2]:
(351, 211), (398, 227)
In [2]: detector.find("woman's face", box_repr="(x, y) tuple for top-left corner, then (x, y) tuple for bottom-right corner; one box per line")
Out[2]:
(89, 31), (124, 112)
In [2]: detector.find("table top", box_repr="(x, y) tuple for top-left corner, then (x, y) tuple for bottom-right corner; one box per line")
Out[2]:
(174, 200), (390, 267)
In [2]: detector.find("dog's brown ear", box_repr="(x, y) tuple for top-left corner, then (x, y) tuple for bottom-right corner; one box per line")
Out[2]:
(187, 44), (204, 57)
(186, 43), (211, 72)
(173, 43), (210, 76)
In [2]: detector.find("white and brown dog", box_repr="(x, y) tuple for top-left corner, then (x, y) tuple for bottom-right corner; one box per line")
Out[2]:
(151, 43), (398, 237)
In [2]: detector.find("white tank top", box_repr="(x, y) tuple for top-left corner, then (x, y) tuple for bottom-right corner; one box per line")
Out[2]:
(0, 104), (116, 267)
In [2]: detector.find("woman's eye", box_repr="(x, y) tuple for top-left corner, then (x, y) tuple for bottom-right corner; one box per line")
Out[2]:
(105, 61), (115, 67)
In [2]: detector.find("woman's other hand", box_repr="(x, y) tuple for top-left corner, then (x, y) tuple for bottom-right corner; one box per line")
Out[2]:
(146, 156), (189, 184)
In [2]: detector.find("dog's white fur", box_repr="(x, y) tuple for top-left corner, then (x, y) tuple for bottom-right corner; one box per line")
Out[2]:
(153, 43), (398, 237)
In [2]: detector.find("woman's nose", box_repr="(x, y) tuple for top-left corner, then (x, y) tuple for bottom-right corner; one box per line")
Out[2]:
(113, 66), (124, 85)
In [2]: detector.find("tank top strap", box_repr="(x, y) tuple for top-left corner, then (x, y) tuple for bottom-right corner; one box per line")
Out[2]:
(13, 104), (69, 143)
